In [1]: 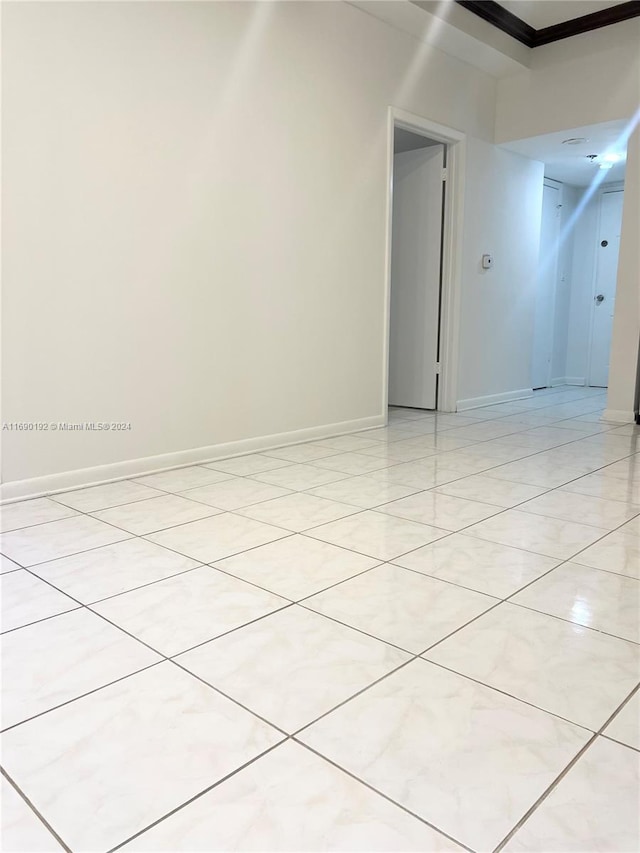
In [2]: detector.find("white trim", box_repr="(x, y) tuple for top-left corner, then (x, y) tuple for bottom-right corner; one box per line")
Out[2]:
(383, 108), (465, 417)
(456, 388), (533, 411)
(565, 376), (586, 386)
(550, 377), (567, 387)
(602, 408), (635, 424)
(0, 415), (385, 504)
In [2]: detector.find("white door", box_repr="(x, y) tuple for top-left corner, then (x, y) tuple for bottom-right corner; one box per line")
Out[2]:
(388, 143), (444, 409)
(588, 190), (624, 388)
(532, 182), (561, 389)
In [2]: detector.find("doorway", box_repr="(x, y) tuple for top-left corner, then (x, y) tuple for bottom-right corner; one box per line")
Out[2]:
(384, 109), (465, 415)
(530, 179), (624, 392)
(388, 130), (445, 410)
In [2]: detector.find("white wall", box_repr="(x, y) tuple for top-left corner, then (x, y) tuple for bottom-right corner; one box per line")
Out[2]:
(2, 0), (499, 489)
(456, 139), (544, 407)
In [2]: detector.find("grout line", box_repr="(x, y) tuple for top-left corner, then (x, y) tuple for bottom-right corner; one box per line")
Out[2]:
(0, 767), (72, 853)
(492, 679), (640, 852)
(491, 735), (599, 853)
(106, 739), (290, 853)
(292, 740), (476, 853)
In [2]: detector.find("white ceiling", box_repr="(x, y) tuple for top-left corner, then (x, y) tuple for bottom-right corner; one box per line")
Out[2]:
(502, 119), (628, 186)
(498, 1), (629, 30)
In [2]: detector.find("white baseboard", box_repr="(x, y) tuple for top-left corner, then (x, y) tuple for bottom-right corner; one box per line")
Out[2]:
(456, 388), (533, 412)
(550, 377), (567, 387)
(0, 414), (385, 503)
(602, 409), (635, 424)
(565, 377), (586, 386)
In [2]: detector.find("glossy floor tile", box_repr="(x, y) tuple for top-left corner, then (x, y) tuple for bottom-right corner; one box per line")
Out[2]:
(123, 741), (462, 852)
(464, 509), (607, 559)
(308, 510), (448, 560)
(603, 690), (640, 750)
(0, 498), (78, 534)
(30, 537), (202, 603)
(425, 603), (640, 730)
(135, 465), (234, 492)
(512, 562), (640, 643)
(92, 566), (288, 656)
(572, 529), (640, 579)
(304, 563), (496, 653)
(146, 512), (289, 563)
(0, 515), (131, 566)
(392, 534), (558, 598)
(0, 778), (64, 852)
(1, 608), (160, 729)
(307, 474), (421, 508)
(3, 387), (639, 852)
(52, 480), (164, 512)
(300, 659), (589, 851)
(237, 492), (360, 532)
(432, 474), (546, 508)
(1, 664), (283, 851)
(518, 490), (640, 530)
(178, 477), (291, 510)
(504, 737), (640, 852)
(178, 606), (409, 732)
(378, 490), (502, 531)
(1, 571), (79, 633)
(92, 493), (221, 534)
(213, 534), (379, 600)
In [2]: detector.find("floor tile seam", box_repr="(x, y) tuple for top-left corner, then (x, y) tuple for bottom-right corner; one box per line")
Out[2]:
(227, 500), (367, 533)
(290, 739), (476, 853)
(0, 766), (72, 853)
(207, 557), (384, 608)
(493, 677), (640, 852)
(5, 567), (300, 738)
(0, 510), (83, 536)
(46, 485), (183, 511)
(89, 595), (295, 662)
(414, 658), (599, 734)
(295, 601), (420, 655)
(559, 483), (640, 506)
(383, 557), (551, 600)
(568, 556), (640, 581)
(599, 733), (640, 754)
(490, 734), (598, 853)
(106, 739), (290, 853)
(506, 600), (640, 646)
(0, 660), (165, 734)
(417, 532), (638, 650)
(597, 682), (640, 731)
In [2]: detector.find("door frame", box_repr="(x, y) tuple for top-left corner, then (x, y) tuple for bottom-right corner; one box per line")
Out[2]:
(586, 182), (624, 387)
(532, 177), (562, 390)
(383, 107), (466, 414)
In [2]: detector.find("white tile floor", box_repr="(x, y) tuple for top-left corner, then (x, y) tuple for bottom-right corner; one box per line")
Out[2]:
(1, 386), (639, 852)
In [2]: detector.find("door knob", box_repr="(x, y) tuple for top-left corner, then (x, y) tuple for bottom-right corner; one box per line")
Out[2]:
(595, 294), (605, 303)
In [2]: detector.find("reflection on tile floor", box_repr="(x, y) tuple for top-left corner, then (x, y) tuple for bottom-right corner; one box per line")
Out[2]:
(1, 386), (639, 852)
